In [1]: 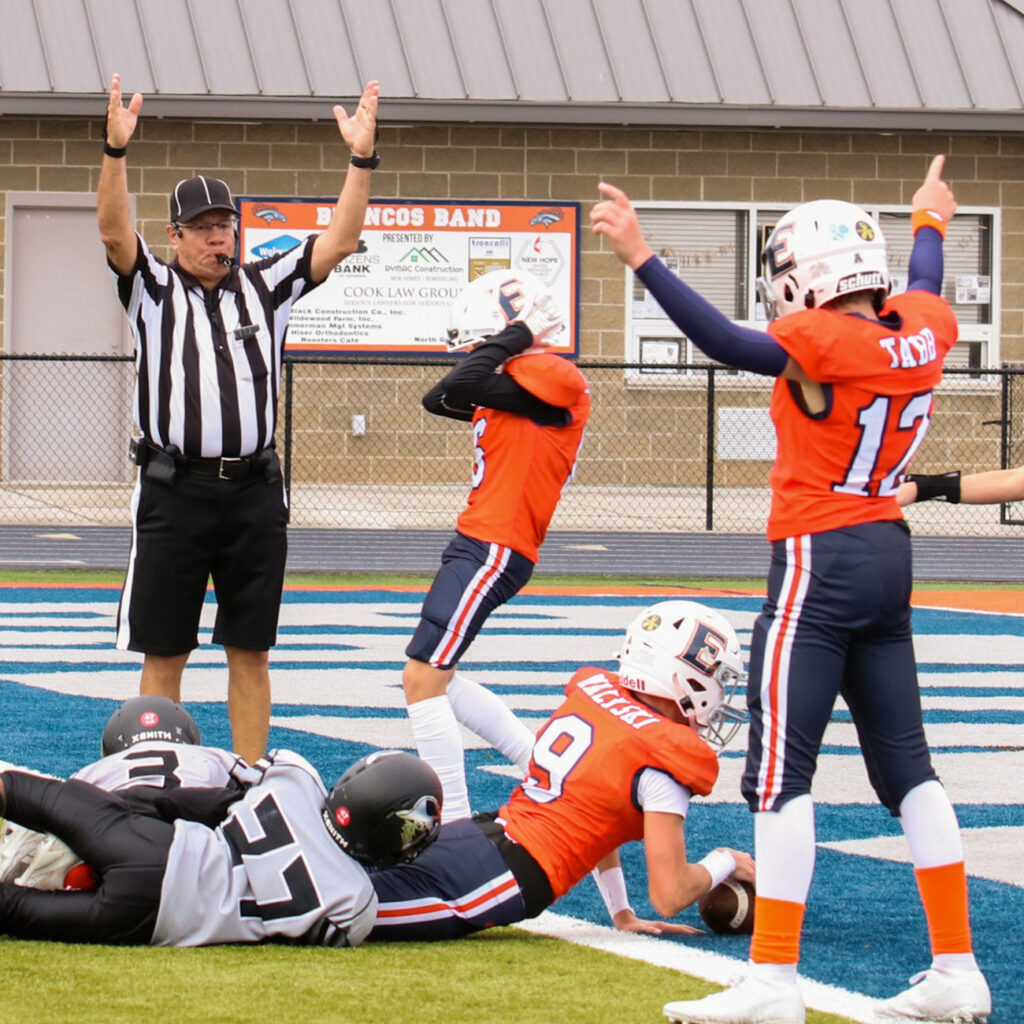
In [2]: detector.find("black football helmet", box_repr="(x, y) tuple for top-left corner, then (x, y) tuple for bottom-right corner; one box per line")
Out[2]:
(322, 750), (443, 868)
(101, 695), (202, 757)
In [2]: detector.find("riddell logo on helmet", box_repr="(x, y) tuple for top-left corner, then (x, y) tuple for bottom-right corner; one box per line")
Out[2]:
(837, 271), (884, 294)
(140, 712), (160, 727)
(620, 673), (647, 692)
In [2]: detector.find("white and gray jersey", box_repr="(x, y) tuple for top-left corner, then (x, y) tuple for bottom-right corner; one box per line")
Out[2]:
(152, 749), (377, 948)
(74, 742), (258, 793)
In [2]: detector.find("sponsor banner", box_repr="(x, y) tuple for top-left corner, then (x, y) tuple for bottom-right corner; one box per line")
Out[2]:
(239, 198), (581, 355)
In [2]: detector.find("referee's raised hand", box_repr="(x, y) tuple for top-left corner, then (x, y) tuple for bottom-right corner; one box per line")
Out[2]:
(334, 79), (380, 161)
(105, 73), (143, 150)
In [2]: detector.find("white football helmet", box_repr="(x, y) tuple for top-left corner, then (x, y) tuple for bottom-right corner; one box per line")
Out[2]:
(617, 600), (746, 749)
(757, 199), (890, 320)
(447, 269), (556, 351)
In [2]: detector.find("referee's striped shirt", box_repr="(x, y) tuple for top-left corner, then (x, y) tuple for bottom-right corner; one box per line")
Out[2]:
(113, 233), (321, 458)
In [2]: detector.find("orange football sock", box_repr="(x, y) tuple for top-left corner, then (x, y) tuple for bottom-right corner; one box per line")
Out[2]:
(915, 862), (973, 955)
(750, 897), (805, 965)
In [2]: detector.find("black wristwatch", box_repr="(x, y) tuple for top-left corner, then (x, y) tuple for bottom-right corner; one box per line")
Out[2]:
(350, 151), (381, 170)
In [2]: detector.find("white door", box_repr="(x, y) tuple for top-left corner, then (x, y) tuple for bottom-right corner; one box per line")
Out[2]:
(4, 193), (133, 482)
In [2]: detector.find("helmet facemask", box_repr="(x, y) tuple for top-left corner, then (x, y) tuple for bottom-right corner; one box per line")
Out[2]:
(322, 750), (443, 868)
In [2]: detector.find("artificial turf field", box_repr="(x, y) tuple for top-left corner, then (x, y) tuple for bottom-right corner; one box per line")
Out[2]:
(0, 571), (1020, 1024)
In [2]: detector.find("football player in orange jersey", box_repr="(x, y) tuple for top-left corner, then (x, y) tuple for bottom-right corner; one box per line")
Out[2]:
(370, 600), (754, 942)
(593, 159), (991, 1024)
(402, 271), (591, 825)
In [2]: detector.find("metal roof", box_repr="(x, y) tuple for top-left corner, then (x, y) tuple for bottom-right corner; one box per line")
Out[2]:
(1, 0), (1023, 130)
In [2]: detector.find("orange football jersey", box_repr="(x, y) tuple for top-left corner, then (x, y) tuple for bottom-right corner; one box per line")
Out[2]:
(498, 667), (719, 900)
(765, 290), (957, 541)
(455, 353), (590, 563)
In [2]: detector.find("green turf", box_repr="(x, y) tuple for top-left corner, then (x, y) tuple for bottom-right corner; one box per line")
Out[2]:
(0, 929), (858, 1024)
(0, 566), (951, 1022)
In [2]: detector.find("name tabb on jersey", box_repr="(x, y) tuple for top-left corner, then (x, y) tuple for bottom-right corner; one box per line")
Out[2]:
(577, 676), (660, 729)
(878, 326), (938, 369)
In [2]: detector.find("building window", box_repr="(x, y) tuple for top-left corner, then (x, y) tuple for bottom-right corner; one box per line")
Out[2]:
(627, 201), (1000, 381)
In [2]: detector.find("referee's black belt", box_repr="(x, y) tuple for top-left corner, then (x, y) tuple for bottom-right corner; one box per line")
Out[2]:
(130, 438), (273, 481)
(472, 811), (554, 919)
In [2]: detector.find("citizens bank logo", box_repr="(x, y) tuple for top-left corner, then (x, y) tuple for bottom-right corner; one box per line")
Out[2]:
(399, 246), (448, 264)
(252, 235), (302, 259)
(252, 204), (288, 224)
(529, 210), (563, 229)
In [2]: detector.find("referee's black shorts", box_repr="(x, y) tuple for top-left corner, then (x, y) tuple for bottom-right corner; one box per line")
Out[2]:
(117, 465), (288, 656)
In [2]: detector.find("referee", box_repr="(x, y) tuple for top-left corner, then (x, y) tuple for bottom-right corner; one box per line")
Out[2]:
(97, 72), (381, 763)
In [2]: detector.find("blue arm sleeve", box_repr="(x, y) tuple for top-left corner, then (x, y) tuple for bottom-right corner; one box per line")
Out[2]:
(634, 257), (789, 377)
(905, 226), (944, 296)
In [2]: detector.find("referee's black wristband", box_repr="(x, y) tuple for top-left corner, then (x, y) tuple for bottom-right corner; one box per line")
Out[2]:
(103, 140), (127, 158)
(350, 151), (380, 169)
(906, 471), (961, 504)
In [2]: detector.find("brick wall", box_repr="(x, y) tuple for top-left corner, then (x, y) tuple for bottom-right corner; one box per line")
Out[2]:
(1, 116), (1020, 362)
(0, 116), (1019, 497)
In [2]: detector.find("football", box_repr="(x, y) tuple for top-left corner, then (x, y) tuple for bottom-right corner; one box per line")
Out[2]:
(698, 878), (756, 934)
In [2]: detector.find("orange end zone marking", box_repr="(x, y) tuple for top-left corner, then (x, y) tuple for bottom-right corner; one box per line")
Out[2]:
(911, 588), (1023, 614)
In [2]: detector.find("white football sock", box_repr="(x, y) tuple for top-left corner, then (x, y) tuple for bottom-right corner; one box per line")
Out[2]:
(406, 695), (471, 822)
(932, 952), (980, 973)
(448, 671), (535, 771)
(898, 779), (965, 868)
(754, 793), (816, 904)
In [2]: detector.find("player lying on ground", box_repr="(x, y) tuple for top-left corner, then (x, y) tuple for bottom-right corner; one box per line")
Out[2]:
(592, 159), (991, 1024)
(899, 463), (1024, 506)
(368, 601), (754, 941)
(2, 606), (751, 946)
(402, 269), (590, 824)
(0, 696), (257, 890)
(0, 747), (442, 946)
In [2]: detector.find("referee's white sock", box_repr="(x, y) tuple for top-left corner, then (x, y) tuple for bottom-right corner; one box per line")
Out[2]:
(406, 695), (471, 822)
(448, 671), (535, 772)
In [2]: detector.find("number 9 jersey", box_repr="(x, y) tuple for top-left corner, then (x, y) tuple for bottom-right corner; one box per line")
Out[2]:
(766, 290), (956, 541)
(497, 667), (719, 900)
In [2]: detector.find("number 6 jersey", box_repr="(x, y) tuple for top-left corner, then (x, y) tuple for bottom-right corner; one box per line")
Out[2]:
(766, 289), (956, 541)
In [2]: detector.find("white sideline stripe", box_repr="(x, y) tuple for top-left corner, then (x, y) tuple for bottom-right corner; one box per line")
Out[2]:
(515, 911), (877, 1024)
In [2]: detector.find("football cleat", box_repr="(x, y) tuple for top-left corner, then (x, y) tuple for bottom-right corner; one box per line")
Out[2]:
(0, 822), (46, 884)
(15, 832), (86, 891)
(664, 973), (805, 1024)
(876, 967), (991, 1023)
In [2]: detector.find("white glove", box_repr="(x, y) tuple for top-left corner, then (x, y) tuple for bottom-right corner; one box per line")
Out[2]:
(0, 822), (46, 883)
(15, 832), (85, 890)
(517, 290), (566, 346)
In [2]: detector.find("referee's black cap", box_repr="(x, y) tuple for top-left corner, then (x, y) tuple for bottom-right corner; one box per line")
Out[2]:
(169, 175), (236, 224)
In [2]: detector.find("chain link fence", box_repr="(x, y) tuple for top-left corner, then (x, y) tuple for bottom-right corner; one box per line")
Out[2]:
(0, 353), (1020, 535)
